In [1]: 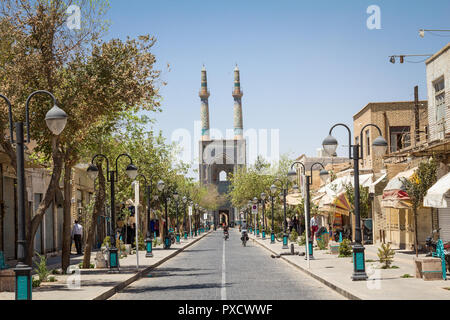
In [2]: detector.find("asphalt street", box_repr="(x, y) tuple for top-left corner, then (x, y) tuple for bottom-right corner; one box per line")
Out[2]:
(110, 229), (345, 300)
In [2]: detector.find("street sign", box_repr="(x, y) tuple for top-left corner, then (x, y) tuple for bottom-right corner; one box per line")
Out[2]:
(203, 213), (208, 220)
(188, 206), (193, 216)
(252, 205), (257, 214)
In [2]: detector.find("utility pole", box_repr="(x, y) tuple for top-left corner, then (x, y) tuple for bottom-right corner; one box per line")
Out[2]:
(414, 86), (420, 145)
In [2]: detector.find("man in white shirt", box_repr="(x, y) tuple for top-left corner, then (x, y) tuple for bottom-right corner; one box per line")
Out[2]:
(71, 220), (83, 255)
(310, 215), (319, 244)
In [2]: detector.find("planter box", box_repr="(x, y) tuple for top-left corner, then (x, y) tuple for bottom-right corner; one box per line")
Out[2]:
(329, 244), (339, 255)
(415, 257), (444, 281)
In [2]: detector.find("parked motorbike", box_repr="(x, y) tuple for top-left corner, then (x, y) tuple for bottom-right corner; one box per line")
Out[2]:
(426, 228), (450, 273)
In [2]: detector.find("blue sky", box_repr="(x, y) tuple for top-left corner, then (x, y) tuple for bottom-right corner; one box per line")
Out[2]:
(104, 0), (450, 170)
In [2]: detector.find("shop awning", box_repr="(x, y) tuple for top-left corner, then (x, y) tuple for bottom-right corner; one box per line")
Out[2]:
(381, 167), (416, 209)
(369, 173), (387, 193)
(424, 172), (450, 208)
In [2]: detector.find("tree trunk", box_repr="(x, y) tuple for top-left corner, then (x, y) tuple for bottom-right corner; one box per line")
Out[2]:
(414, 206), (419, 257)
(61, 162), (73, 273)
(25, 138), (63, 265)
(83, 162), (105, 268)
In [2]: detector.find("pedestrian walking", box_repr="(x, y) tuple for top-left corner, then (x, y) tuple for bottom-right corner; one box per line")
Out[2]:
(310, 215), (319, 244)
(71, 220), (83, 255)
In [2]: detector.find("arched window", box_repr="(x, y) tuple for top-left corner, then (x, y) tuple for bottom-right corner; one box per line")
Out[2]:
(219, 171), (227, 182)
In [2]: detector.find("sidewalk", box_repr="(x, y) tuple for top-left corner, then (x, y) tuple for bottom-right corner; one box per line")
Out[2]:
(0, 231), (211, 300)
(249, 233), (450, 300)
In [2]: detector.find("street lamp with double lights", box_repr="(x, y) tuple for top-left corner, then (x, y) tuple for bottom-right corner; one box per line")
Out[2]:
(2, 90), (68, 300)
(322, 123), (387, 281)
(288, 162), (329, 260)
(87, 154), (138, 272)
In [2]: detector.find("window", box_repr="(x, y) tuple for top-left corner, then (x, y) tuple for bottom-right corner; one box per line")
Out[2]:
(434, 78), (445, 122)
(390, 126), (411, 152)
(366, 130), (370, 156)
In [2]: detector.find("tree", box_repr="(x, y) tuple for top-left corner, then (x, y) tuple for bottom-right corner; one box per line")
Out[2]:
(343, 183), (370, 219)
(402, 158), (438, 257)
(0, 1), (163, 270)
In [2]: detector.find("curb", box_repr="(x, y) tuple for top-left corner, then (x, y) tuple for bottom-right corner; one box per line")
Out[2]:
(250, 236), (362, 301)
(94, 231), (213, 300)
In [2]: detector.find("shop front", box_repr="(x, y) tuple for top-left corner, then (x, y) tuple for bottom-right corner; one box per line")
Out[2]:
(381, 167), (432, 250)
(424, 172), (450, 242)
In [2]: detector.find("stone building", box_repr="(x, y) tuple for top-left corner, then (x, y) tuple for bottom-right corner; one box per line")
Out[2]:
(198, 66), (246, 227)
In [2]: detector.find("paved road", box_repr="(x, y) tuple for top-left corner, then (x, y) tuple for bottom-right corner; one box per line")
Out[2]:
(111, 229), (344, 300)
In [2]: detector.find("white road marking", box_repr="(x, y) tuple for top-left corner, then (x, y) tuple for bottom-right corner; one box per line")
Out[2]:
(221, 237), (227, 300)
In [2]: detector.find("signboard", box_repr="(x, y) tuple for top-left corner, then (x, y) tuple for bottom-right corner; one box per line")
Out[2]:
(204, 213), (208, 220)
(188, 206), (193, 216)
(252, 205), (257, 214)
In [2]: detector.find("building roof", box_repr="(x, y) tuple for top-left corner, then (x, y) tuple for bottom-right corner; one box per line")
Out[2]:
(353, 100), (427, 120)
(426, 42), (450, 65)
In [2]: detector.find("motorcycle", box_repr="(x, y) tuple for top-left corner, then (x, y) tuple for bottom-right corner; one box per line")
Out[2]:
(224, 230), (229, 241)
(241, 231), (249, 247)
(426, 229), (450, 273)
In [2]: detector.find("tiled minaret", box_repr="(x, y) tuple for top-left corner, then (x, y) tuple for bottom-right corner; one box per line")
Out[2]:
(233, 65), (244, 140)
(199, 66), (210, 140)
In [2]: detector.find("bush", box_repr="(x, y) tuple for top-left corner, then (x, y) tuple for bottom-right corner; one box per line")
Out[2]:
(34, 252), (50, 282)
(317, 238), (327, 251)
(32, 278), (41, 288)
(289, 229), (299, 243)
(338, 239), (352, 257)
(48, 276), (57, 282)
(378, 243), (395, 269)
(102, 236), (111, 248)
(153, 237), (161, 247)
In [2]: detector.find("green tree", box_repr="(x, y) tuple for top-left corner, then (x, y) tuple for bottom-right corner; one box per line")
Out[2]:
(402, 158), (438, 257)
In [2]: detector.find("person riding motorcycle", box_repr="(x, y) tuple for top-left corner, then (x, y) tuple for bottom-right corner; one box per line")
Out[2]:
(240, 220), (249, 245)
(223, 225), (229, 240)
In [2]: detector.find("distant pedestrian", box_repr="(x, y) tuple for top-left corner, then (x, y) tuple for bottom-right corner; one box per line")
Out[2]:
(310, 215), (319, 243)
(71, 220), (83, 255)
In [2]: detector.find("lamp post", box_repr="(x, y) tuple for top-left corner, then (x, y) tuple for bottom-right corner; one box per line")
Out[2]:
(271, 178), (291, 249)
(247, 200), (253, 233)
(194, 204), (199, 236)
(182, 196), (188, 240)
(261, 193), (267, 239)
(173, 191), (181, 244)
(288, 162), (329, 261)
(156, 180), (172, 249)
(322, 123), (388, 281)
(1, 91), (68, 301)
(253, 197), (260, 237)
(87, 154), (138, 272)
(269, 191), (276, 244)
(135, 173), (158, 258)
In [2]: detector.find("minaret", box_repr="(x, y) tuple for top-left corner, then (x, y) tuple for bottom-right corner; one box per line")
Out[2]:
(233, 65), (244, 140)
(199, 65), (210, 140)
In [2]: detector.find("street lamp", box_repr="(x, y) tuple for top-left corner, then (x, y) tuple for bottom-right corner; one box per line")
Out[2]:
(135, 173), (158, 258)
(194, 203), (199, 236)
(269, 186), (277, 244)
(322, 123), (387, 281)
(253, 197), (259, 237)
(247, 200), (253, 233)
(87, 153), (138, 272)
(261, 193), (267, 239)
(182, 196), (188, 240)
(271, 177), (292, 249)
(288, 162), (329, 261)
(1, 90), (68, 300)
(156, 180), (172, 249)
(173, 191), (181, 244)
